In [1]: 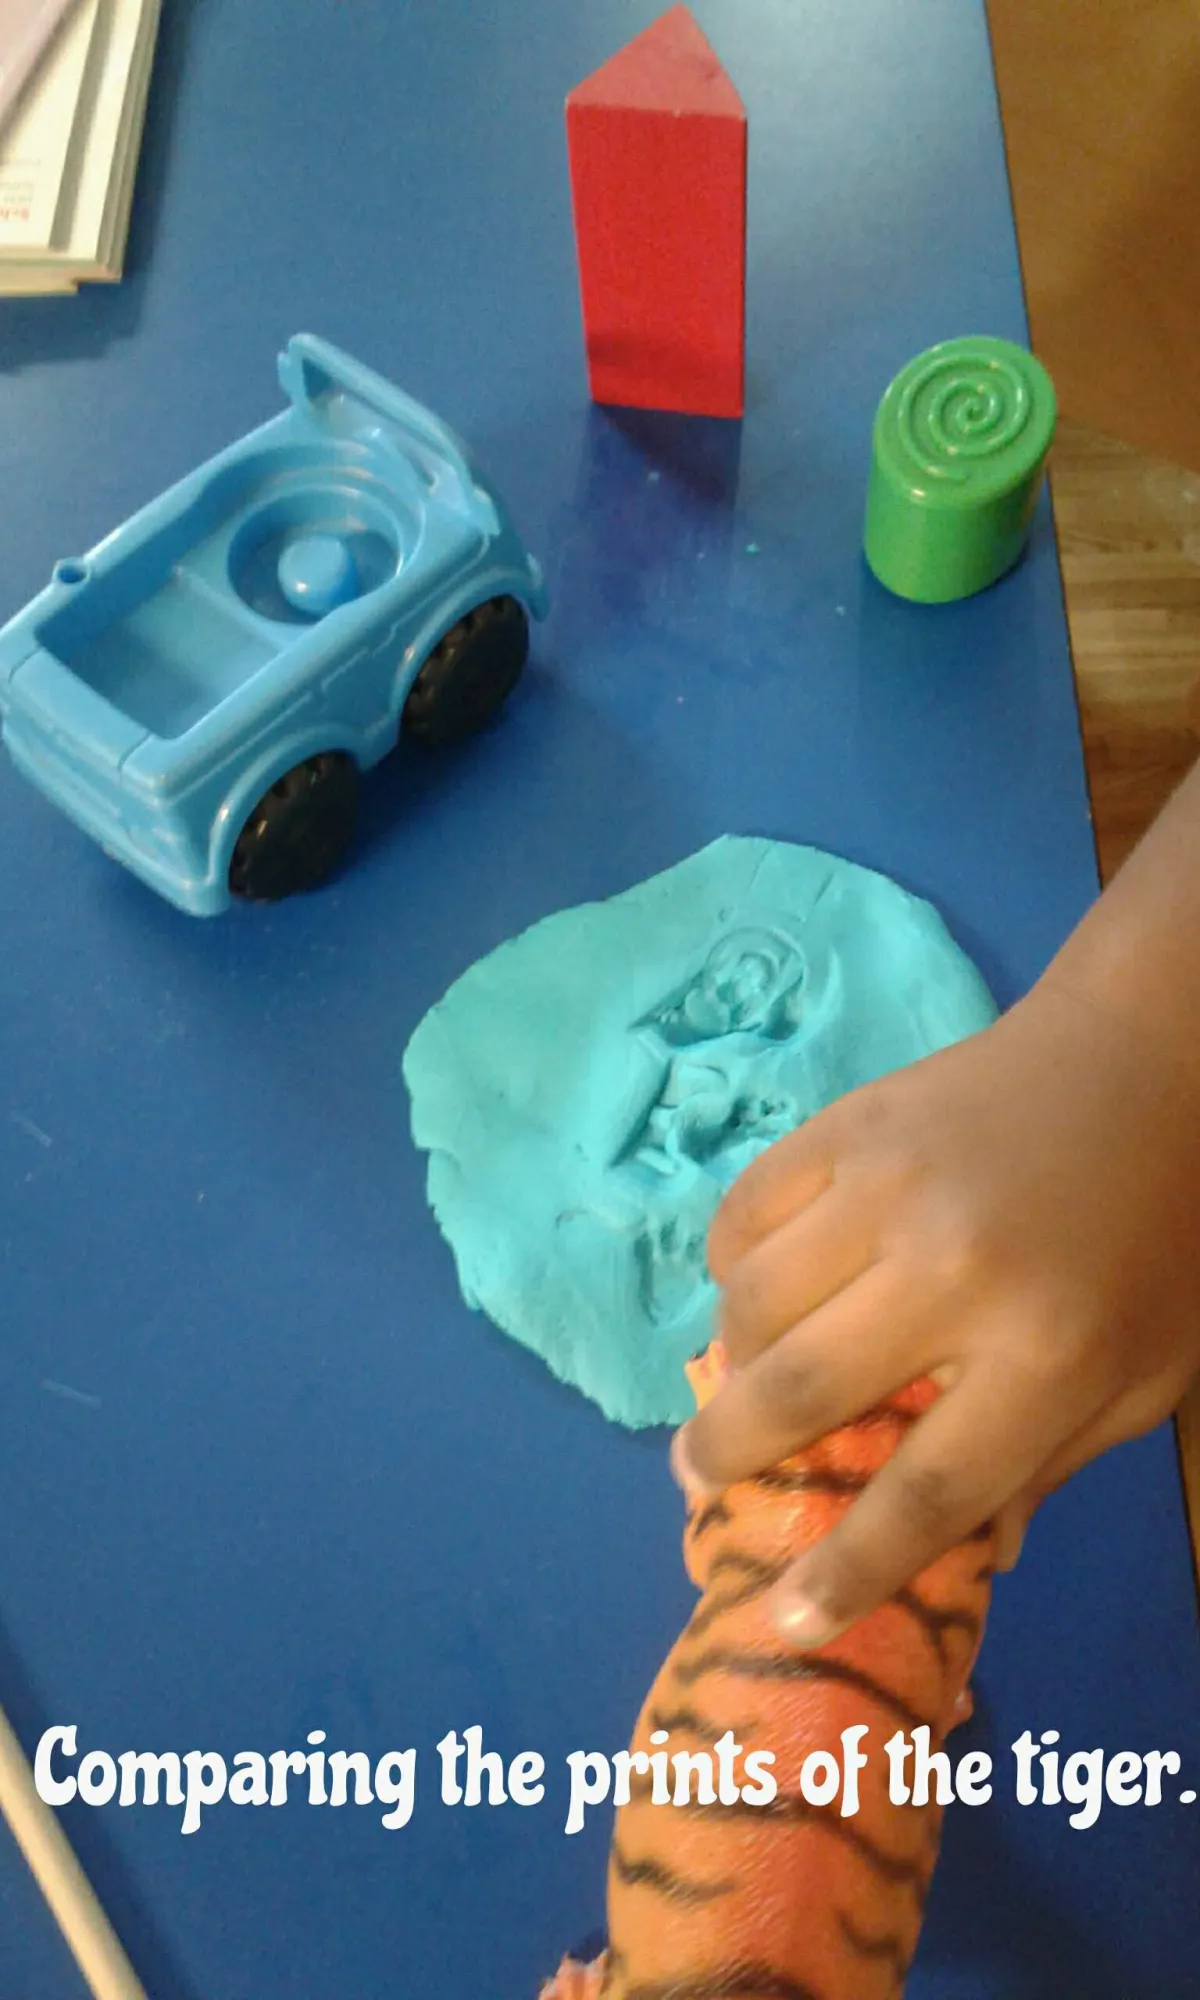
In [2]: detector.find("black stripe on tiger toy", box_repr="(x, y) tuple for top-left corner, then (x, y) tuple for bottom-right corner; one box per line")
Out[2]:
(669, 1646), (936, 1737)
(835, 1911), (911, 1983)
(610, 1841), (736, 1908)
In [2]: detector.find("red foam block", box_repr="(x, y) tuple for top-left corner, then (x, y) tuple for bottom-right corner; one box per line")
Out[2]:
(566, 5), (747, 419)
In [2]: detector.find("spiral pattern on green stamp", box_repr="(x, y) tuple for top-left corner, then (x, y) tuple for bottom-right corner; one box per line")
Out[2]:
(894, 350), (1033, 485)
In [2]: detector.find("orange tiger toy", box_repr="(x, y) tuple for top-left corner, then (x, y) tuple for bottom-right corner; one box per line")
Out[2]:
(540, 1341), (995, 2000)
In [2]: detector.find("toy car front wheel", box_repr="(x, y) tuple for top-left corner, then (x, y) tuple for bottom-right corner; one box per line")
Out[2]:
(228, 752), (359, 903)
(402, 595), (528, 747)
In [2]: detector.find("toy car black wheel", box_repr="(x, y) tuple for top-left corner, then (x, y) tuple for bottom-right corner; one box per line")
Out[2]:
(228, 752), (359, 903)
(402, 595), (528, 747)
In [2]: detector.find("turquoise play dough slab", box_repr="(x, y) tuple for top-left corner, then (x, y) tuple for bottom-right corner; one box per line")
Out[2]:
(403, 836), (997, 1429)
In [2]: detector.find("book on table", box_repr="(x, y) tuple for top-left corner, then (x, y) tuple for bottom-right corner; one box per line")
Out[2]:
(0, 1), (80, 135)
(0, 0), (162, 296)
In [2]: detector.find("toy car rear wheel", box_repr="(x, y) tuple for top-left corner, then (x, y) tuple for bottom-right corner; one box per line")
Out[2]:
(402, 595), (528, 747)
(228, 752), (359, 903)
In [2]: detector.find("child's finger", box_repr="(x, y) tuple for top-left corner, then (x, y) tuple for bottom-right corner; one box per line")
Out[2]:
(718, 1180), (878, 1367)
(1023, 1374), (1189, 1515)
(765, 1362), (1093, 1649)
(675, 1261), (942, 1492)
(707, 1118), (837, 1282)
(965, 1373), (1180, 1578)
(993, 1493), (1034, 1573)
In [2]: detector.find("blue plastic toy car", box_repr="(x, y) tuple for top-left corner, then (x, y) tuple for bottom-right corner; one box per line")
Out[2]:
(0, 335), (548, 915)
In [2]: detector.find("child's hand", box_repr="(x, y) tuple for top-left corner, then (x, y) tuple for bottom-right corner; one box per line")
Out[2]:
(674, 973), (1200, 1650)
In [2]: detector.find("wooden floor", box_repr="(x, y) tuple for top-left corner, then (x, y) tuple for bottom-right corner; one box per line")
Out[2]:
(1051, 421), (1200, 1561)
(987, 0), (1200, 472)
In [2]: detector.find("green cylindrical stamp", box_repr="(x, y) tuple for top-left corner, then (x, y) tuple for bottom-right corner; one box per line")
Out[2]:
(863, 335), (1057, 604)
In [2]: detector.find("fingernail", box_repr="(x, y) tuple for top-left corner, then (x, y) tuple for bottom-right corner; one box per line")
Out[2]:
(770, 1581), (840, 1651)
(669, 1424), (720, 1503)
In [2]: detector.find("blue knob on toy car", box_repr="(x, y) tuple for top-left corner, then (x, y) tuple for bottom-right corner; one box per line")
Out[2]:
(278, 533), (359, 616)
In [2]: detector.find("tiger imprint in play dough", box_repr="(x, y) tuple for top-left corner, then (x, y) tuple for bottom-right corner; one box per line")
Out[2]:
(402, 835), (996, 1429)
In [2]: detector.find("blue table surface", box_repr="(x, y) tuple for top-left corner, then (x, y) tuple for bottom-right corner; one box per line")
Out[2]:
(1, 2), (1197, 1995)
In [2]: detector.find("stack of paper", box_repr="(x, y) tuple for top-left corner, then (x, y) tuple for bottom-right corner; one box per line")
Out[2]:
(0, 0), (162, 296)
